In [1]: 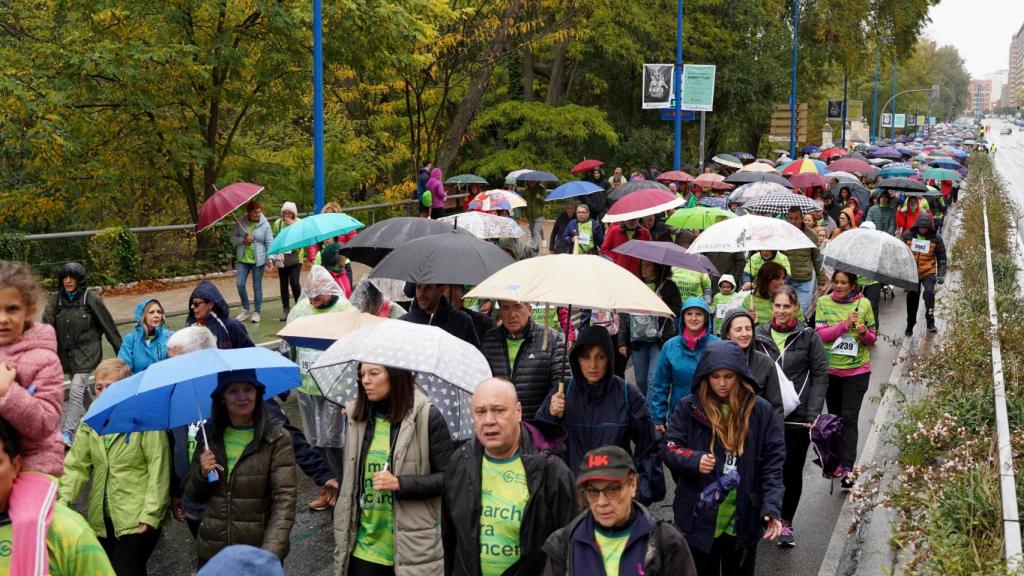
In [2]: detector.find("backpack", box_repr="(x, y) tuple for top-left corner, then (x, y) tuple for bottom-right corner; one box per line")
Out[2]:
(810, 413), (844, 479)
(421, 189), (432, 207)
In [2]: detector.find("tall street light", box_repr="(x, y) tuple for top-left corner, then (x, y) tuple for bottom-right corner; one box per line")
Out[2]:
(872, 45), (879, 143)
(789, 0), (799, 158)
(312, 0), (326, 213)
(673, 0), (684, 171)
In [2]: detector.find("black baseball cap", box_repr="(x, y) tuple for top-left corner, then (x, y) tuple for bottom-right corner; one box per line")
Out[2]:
(576, 445), (636, 486)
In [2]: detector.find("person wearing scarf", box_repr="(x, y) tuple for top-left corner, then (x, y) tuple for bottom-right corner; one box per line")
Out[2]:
(814, 270), (876, 490)
(649, 298), (719, 434)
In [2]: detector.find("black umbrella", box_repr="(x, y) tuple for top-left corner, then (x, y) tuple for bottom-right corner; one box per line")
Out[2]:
(833, 182), (871, 210)
(608, 179), (671, 202)
(515, 170), (559, 183)
(877, 177), (928, 193)
(724, 171), (794, 188)
(340, 217), (457, 266)
(369, 230), (515, 285)
(728, 151), (756, 162)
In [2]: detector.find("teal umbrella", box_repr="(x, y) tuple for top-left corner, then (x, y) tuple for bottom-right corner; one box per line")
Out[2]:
(268, 213), (364, 255)
(445, 174), (489, 185)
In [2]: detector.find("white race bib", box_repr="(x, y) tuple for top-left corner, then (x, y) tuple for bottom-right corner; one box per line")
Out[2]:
(831, 334), (859, 357)
(910, 238), (931, 254)
(578, 232), (591, 245)
(723, 452), (738, 475)
(298, 349), (322, 375)
(716, 304), (727, 319)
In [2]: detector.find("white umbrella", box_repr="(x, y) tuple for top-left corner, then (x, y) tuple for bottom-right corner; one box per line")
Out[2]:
(439, 211), (523, 239)
(823, 228), (919, 291)
(310, 320), (492, 440)
(687, 214), (815, 254)
(738, 162), (778, 173)
(826, 171), (860, 183)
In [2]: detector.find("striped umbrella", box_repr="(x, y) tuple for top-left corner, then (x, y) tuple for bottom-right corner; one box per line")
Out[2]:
(779, 158), (828, 175)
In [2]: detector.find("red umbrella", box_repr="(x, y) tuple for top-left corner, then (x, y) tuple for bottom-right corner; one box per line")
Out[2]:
(693, 173), (734, 191)
(571, 159), (604, 174)
(827, 158), (874, 175)
(602, 189), (684, 223)
(818, 147), (848, 161)
(656, 170), (695, 183)
(195, 182), (265, 233)
(788, 173), (827, 190)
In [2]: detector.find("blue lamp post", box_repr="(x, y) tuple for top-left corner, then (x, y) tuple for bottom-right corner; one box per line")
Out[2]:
(673, 0), (684, 171)
(312, 0), (326, 214)
(789, 0), (798, 158)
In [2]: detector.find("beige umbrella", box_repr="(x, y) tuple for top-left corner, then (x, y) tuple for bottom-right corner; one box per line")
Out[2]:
(738, 162), (778, 173)
(277, 311), (387, 351)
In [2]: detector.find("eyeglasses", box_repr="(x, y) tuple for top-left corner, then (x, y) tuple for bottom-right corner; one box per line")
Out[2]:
(190, 300), (209, 308)
(581, 482), (626, 502)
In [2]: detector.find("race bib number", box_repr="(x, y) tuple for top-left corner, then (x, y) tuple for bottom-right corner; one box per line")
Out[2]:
(716, 304), (727, 319)
(723, 452), (738, 475)
(831, 334), (859, 357)
(298, 349), (321, 375)
(578, 232), (591, 245)
(910, 238), (931, 254)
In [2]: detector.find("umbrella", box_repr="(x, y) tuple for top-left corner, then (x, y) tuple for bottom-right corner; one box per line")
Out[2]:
(310, 320), (491, 440)
(439, 211), (523, 239)
(84, 347), (300, 435)
(743, 192), (820, 216)
(277, 311), (387, 351)
(546, 180), (604, 201)
(877, 177), (928, 193)
(611, 240), (719, 275)
(608, 179), (671, 202)
(870, 147), (903, 160)
(725, 171), (793, 188)
(445, 174), (489, 185)
(506, 168), (534, 182)
(818, 148), (848, 161)
(756, 158), (778, 167)
(267, 213), (364, 256)
(571, 159), (604, 174)
(802, 145), (821, 155)
(603, 189), (684, 223)
(693, 173), (733, 191)
(464, 254), (674, 316)
(666, 207), (735, 230)
(895, 146), (916, 157)
(369, 230), (515, 285)
(780, 158), (827, 175)
(515, 170), (559, 183)
(920, 168), (961, 183)
(340, 217), (454, 266)
(822, 227), (919, 290)
(867, 158), (892, 167)
(731, 152), (757, 162)
(687, 214), (816, 254)
(736, 162), (778, 173)
(728, 182), (793, 204)
(468, 189), (528, 211)
(195, 182), (264, 233)
(929, 158), (962, 170)
(878, 165), (916, 178)
(698, 196), (730, 209)
(833, 183), (871, 210)
(656, 170), (696, 183)
(788, 173), (828, 190)
(711, 154), (743, 169)
(825, 171), (860, 183)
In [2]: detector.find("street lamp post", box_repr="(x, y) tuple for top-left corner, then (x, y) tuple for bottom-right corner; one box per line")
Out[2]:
(872, 45), (879, 143)
(891, 55), (897, 141)
(789, 0), (798, 158)
(312, 0), (326, 213)
(673, 0), (684, 171)
(841, 74), (848, 147)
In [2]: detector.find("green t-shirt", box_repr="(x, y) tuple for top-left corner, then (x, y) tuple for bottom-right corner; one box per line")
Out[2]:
(815, 295), (875, 370)
(224, 426), (254, 479)
(770, 328), (791, 359)
(530, 305), (559, 330)
(354, 415), (395, 566)
(0, 502), (115, 575)
(578, 220), (595, 252)
(744, 294), (804, 326)
(524, 187), (546, 221)
(671, 268), (711, 301)
(714, 408), (738, 537)
(594, 525), (632, 576)
(747, 252), (791, 279)
(479, 454), (529, 576)
(710, 291), (737, 334)
(506, 337), (526, 376)
(240, 221), (257, 264)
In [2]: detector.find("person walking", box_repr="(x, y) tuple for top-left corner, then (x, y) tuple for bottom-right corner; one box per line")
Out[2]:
(60, 359), (169, 575)
(230, 200), (274, 324)
(616, 261), (681, 396)
(815, 270), (876, 489)
(117, 298), (172, 374)
(902, 214), (946, 335)
(601, 219), (652, 276)
(541, 446), (697, 576)
(661, 340), (785, 575)
(523, 181), (548, 251)
(550, 200), (578, 255)
(333, 363), (454, 576)
(443, 378), (576, 576)
(743, 262), (804, 326)
(426, 168), (447, 219)
(649, 298), (719, 434)
(752, 286), (828, 548)
(865, 191), (896, 235)
(719, 309), (784, 422)
(562, 204), (605, 255)
(186, 280), (255, 349)
(782, 207), (826, 318)
(417, 161), (433, 218)
(43, 261), (122, 446)
(400, 283), (479, 347)
(894, 195), (926, 237)
(273, 202), (305, 321)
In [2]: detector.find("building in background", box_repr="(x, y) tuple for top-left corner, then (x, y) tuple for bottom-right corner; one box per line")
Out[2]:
(1010, 22), (1024, 108)
(984, 70), (1008, 109)
(965, 79), (992, 117)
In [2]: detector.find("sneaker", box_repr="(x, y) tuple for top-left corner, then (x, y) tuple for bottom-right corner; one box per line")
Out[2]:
(308, 486), (335, 511)
(841, 475), (855, 490)
(904, 326), (914, 337)
(62, 430), (74, 447)
(777, 520), (795, 548)
(927, 322), (937, 333)
(250, 312), (261, 324)
(279, 309), (290, 322)
(236, 310), (252, 322)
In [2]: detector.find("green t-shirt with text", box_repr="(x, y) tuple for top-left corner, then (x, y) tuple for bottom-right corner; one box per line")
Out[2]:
(240, 221), (257, 264)
(224, 426), (254, 480)
(0, 503), (115, 575)
(671, 268), (711, 301)
(354, 416), (395, 565)
(479, 454), (529, 576)
(577, 220), (595, 252)
(594, 526), (631, 576)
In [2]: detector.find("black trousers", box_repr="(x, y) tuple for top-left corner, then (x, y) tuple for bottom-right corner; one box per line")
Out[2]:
(690, 534), (757, 576)
(99, 516), (162, 576)
(861, 283), (881, 330)
(349, 555), (396, 576)
(906, 274), (937, 329)
(430, 206), (445, 219)
(826, 372), (871, 469)
(781, 423), (811, 523)
(278, 263), (302, 310)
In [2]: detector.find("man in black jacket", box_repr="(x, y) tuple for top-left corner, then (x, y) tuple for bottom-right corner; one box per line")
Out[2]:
(480, 301), (566, 418)
(443, 378), (575, 576)
(401, 283), (480, 347)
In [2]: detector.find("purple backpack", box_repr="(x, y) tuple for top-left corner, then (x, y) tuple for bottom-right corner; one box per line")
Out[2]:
(810, 414), (844, 479)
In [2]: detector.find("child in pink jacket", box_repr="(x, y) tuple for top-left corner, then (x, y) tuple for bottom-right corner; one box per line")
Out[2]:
(0, 261), (65, 575)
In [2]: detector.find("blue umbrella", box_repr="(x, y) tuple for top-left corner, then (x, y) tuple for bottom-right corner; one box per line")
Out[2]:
(878, 165), (916, 178)
(268, 213), (364, 255)
(699, 196), (729, 209)
(84, 347), (301, 435)
(930, 157), (962, 169)
(545, 180), (603, 201)
(801, 145), (820, 155)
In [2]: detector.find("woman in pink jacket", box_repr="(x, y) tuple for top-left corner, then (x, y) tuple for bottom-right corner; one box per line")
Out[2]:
(427, 167), (447, 219)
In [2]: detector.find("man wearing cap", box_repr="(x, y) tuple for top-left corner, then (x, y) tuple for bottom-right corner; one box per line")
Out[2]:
(541, 446), (697, 576)
(443, 378), (575, 576)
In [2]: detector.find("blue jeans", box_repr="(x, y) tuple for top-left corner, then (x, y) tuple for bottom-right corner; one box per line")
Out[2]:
(630, 341), (661, 397)
(236, 262), (265, 313)
(787, 275), (816, 318)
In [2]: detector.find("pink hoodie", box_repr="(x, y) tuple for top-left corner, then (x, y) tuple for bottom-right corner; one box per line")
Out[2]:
(0, 323), (65, 476)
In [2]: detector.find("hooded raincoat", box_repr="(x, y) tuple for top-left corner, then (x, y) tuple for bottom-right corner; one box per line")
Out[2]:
(186, 281), (255, 350)
(117, 298), (173, 373)
(719, 309), (784, 423)
(427, 168), (446, 210)
(42, 262), (122, 374)
(649, 298), (719, 425)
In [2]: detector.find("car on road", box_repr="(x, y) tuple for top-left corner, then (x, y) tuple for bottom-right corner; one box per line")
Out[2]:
(1001, 127), (1012, 135)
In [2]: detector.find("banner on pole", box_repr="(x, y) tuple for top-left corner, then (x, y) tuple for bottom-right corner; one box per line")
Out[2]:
(847, 100), (863, 120)
(928, 116), (937, 125)
(907, 115), (917, 127)
(680, 64), (716, 112)
(642, 64), (674, 109)
(881, 113), (892, 128)
(917, 115), (926, 127)
(826, 100), (844, 120)
(894, 114), (906, 128)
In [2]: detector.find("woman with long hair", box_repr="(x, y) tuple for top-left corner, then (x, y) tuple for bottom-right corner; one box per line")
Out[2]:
(662, 340), (785, 575)
(333, 364), (454, 576)
(742, 262), (803, 326)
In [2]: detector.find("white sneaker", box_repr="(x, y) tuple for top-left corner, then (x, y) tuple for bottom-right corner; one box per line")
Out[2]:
(236, 310), (252, 321)
(250, 312), (261, 324)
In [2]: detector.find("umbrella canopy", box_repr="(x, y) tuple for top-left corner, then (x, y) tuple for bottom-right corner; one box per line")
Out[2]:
(340, 217), (454, 266)
(666, 207), (735, 230)
(920, 168), (961, 182)
(608, 179), (671, 202)
(743, 192), (819, 216)
(445, 174), (489, 185)
(828, 158), (873, 174)
(468, 189), (528, 211)
(84, 348), (300, 434)
(546, 180), (604, 201)
(929, 157), (962, 170)
(277, 311), (387, 351)
(878, 165), (916, 178)
(464, 254), (674, 316)
(711, 154), (743, 169)
(818, 148), (848, 161)
(698, 196), (730, 209)
(826, 171), (860, 183)
(877, 177), (928, 193)
(870, 147), (903, 160)
(780, 158), (828, 175)
(439, 211), (523, 239)
(506, 168), (535, 181)
(727, 182), (792, 204)
(515, 170), (559, 183)
(267, 213), (364, 255)
(611, 240), (719, 275)
(656, 170), (696, 183)
(687, 214), (816, 254)
(823, 228), (919, 291)
(725, 171), (793, 188)
(801, 145), (821, 155)
(196, 182), (264, 233)
(736, 162), (778, 173)
(571, 159), (604, 174)
(730, 152), (756, 162)
(788, 173), (828, 189)
(693, 173), (734, 191)
(833, 183), (871, 210)
(369, 230), (515, 285)
(310, 320), (491, 440)
(603, 189), (684, 223)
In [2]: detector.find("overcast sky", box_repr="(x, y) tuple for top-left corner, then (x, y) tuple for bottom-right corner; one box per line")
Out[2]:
(923, 0), (1024, 77)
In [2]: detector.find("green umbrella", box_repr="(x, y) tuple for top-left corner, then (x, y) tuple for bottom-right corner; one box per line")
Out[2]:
(445, 173), (489, 185)
(268, 213), (364, 255)
(666, 207), (735, 230)
(919, 168), (961, 182)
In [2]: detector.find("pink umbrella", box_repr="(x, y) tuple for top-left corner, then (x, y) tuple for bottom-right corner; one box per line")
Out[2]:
(693, 173), (734, 191)
(817, 147), (848, 161)
(602, 189), (684, 223)
(656, 170), (696, 183)
(196, 182), (265, 233)
(788, 173), (828, 190)
(827, 158), (874, 175)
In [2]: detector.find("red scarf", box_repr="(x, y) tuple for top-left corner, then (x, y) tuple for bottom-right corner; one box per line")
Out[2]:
(770, 316), (797, 332)
(684, 327), (706, 350)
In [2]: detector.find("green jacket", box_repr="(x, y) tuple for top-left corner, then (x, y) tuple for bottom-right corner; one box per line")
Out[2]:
(42, 289), (122, 374)
(784, 226), (825, 285)
(59, 426), (170, 538)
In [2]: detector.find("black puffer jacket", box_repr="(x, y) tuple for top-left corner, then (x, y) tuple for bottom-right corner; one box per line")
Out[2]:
(753, 321), (828, 423)
(480, 319), (567, 419)
(719, 309), (784, 423)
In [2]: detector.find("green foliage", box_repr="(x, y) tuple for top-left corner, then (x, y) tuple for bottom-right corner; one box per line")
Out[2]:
(0, 230), (28, 262)
(87, 227), (141, 285)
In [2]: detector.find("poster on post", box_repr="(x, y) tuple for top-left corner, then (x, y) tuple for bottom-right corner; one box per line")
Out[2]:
(894, 114), (906, 128)
(680, 64), (716, 112)
(826, 100), (844, 120)
(642, 64), (674, 109)
(881, 113), (892, 128)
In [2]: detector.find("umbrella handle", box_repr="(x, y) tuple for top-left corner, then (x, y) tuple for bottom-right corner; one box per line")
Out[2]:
(192, 381), (219, 482)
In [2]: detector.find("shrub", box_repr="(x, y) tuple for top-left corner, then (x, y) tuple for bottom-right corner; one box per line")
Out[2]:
(87, 226), (141, 285)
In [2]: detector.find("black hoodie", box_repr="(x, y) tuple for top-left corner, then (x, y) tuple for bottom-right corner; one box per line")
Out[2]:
(719, 308), (784, 423)
(400, 295), (480, 348)
(186, 280), (255, 349)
